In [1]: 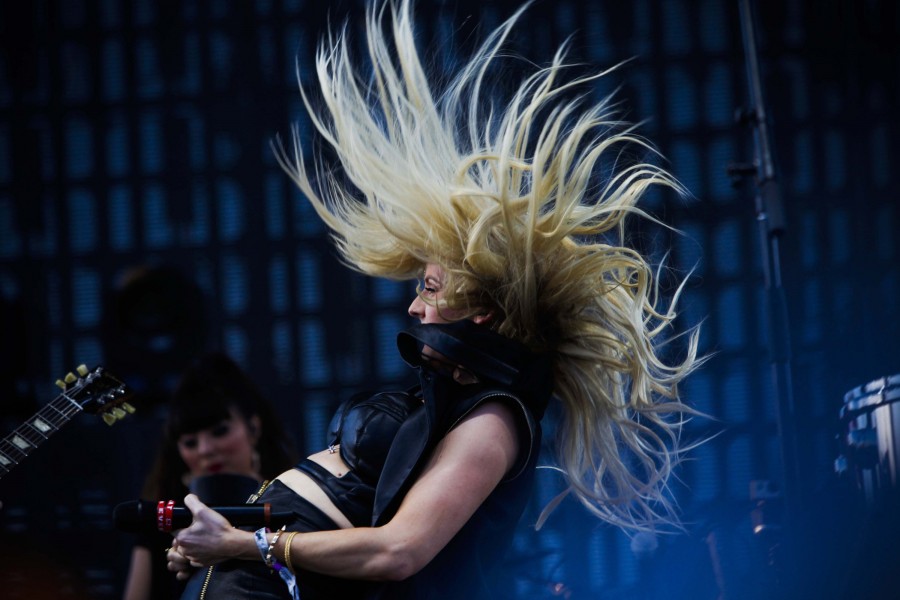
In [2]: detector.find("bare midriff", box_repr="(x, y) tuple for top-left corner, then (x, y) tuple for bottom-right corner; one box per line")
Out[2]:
(274, 445), (354, 529)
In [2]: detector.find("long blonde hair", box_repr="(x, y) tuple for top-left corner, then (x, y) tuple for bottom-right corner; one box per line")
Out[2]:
(277, 0), (702, 531)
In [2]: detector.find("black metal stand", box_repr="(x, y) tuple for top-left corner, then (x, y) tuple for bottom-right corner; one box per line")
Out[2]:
(729, 0), (801, 595)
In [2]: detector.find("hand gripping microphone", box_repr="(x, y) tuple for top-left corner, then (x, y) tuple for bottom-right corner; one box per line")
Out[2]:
(113, 499), (297, 533)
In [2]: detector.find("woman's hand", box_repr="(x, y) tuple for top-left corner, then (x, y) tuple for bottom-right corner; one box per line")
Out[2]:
(170, 493), (250, 569)
(165, 541), (194, 581)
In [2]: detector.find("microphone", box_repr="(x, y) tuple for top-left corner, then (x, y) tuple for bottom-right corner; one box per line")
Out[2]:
(113, 499), (297, 533)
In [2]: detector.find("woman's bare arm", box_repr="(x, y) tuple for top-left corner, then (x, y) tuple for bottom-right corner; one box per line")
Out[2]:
(172, 401), (519, 581)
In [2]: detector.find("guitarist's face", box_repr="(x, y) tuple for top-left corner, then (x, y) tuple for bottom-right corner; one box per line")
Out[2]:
(176, 409), (261, 481)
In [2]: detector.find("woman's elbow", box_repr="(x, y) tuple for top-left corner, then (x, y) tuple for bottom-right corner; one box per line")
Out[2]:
(376, 540), (430, 581)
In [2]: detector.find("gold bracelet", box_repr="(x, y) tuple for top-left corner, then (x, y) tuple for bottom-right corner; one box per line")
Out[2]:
(283, 530), (299, 575)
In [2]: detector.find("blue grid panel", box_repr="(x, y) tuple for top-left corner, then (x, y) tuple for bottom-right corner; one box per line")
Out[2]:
(704, 62), (733, 129)
(684, 369), (713, 425)
(587, 528), (609, 589)
(798, 210), (819, 269)
(876, 204), (894, 259)
(65, 118), (94, 179)
(60, 1), (86, 28)
(176, 35), (202, 96)
(670, 140), (702, 199)
(616, 530), (638, 585)
(373, 278), (405, 304)
(585, 3), (613, 64)
(73, 336), (103, 368)
(107, 185), (135, 252)
(185, 182), (210, 246)
(213, 132), (239, 170)
(870, 123), (889, 189)
(628, 68), (658, 127)
(271, 320), (294, 385)
(676, 221), (705, 276)
(209, 31), (234, 87)
(800, 278), (823, 345)
(765, 436), (784, 488)
(47, 271), (62, 329)
(300, 392), (332, 456)
(827, 209), (850, 266)
(715, 285), (746, 351)
(61, 43), (90, 102)
(299, 318), (330, 386)
(374, 313), (407, 380)
(223, 324), (248, 365)
(721, 365), (751, 423)
(135, 38), (164, 99)
(220, 255), (248, 316)
(783, 58), (811, 120)
(708, 135), (737, 201)
(294, 189), (325, 236)
(269, 255), (289, 313)
(34, 197), (59, 257)
(216, 179), (245, 242)
(142, 184), (174, 248)
(295, 250), (322, 310)
(105, 113), (130, 177)
(182, 109), (206, 169)
(630, 0), (653, 58)
(790, 129), (814, 195)
(665, 68), (699, 132)
(49, 339), (64, 392)
(264, 173), (286, 239)
(71, 267), (101, 328)
(699, 0), (728, 52)
(68, 189), (97, 254)
(807, 360), (829, 419)
(661, 0), (692, 55)
(687, 441), (719, 503)
(138, 112), (164, 173)
(102, 40), (126, 102)
(0, 199), (21, 258)
(725, 436), (752, 498)
(0, 126), (9, 182)
(99, 0), (123, 28)
(711, 219), (741, 278)
(824, 130), (847, 190)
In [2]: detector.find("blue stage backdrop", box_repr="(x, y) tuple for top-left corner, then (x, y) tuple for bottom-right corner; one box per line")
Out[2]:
(0, 1), (897, 598)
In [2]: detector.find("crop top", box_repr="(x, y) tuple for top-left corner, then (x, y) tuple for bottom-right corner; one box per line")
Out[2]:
(294, 390), (420, 527)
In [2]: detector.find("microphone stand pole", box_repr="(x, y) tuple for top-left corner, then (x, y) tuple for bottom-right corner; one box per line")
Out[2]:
(730, 0), (801, 594)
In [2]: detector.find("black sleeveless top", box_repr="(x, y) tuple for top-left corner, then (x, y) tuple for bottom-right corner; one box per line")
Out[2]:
(294, 390), (420, 527)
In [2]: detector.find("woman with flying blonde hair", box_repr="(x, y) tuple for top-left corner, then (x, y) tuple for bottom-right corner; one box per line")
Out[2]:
(166, 1), (702, 598)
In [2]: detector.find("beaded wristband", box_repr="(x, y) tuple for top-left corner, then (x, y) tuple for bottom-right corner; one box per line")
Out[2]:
(265, 525), (287, 569)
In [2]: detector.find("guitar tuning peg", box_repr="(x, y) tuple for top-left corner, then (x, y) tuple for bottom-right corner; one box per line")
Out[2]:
(102, 413), (117, 426)
(64, 372), (77, 384)
(56, 379), (67, 390)
(76, 364), (89, 376)
(122, 402), (137, 414)
(112, 407), (127, 419)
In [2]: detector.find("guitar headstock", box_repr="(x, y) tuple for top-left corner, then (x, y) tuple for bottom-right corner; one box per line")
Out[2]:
(55, 365), (136, 425)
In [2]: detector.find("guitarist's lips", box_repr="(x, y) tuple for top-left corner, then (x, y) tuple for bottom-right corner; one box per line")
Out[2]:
(206, 464), (224, 474)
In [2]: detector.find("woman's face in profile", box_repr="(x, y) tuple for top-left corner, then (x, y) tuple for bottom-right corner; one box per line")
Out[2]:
(408, 264), (461, 324)
(176, 409), (260, 481)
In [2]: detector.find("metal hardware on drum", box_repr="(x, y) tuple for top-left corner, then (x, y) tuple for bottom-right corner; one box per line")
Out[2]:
(835, 373), (900, 508)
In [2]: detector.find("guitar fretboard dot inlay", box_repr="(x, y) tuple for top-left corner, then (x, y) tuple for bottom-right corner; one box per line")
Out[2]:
(12, 436), (32, 450)
(33, 418), (53, 433)
(0, 455), (10, 466)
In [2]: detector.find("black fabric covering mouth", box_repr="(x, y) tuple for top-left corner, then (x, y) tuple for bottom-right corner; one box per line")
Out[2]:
(397, 320), (553, 399)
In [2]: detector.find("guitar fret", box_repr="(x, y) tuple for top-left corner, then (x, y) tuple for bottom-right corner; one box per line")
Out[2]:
(0, 366), (133, 480)
(31, 416), (55, 434)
